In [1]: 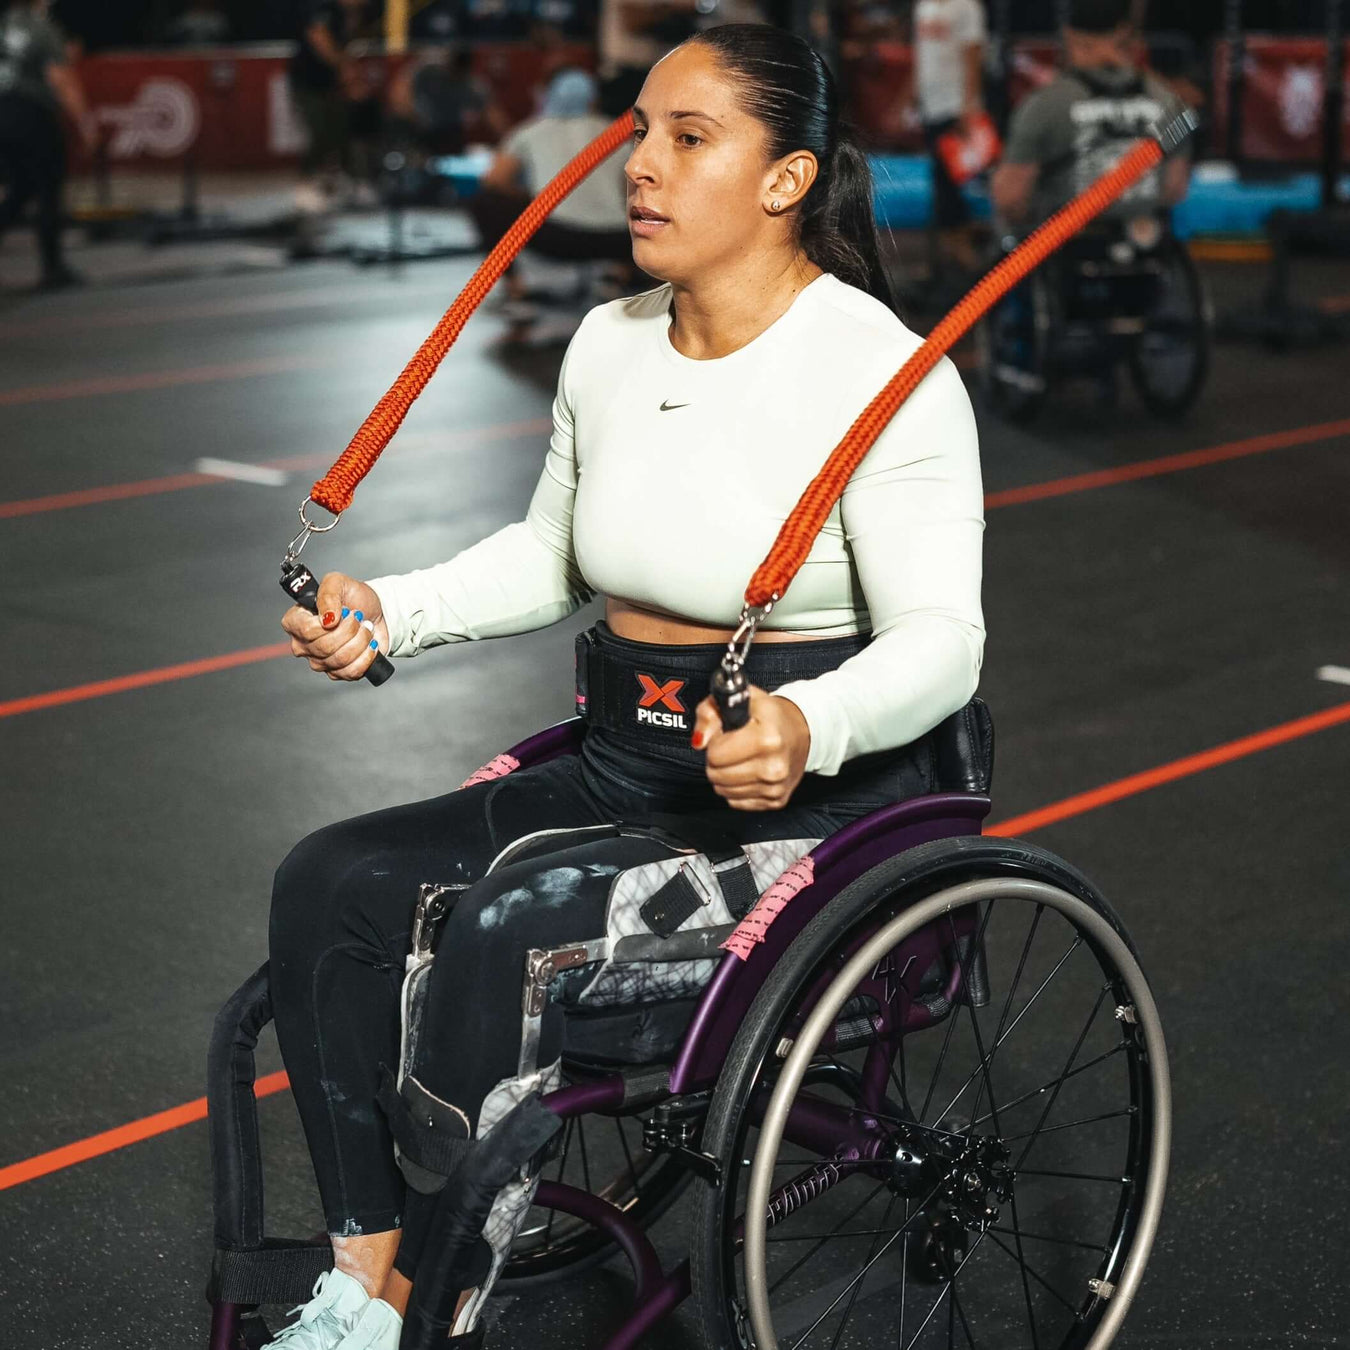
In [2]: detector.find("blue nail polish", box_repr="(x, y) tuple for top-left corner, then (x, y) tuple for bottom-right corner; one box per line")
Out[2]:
(369, 639), (378, 650)
(341, 607), (350, 619)
(354, 610), (364, 623)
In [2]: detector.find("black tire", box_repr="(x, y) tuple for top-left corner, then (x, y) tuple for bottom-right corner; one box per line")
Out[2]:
(690, 836), (1168, 1350)
(1128, 236), (1210, 419)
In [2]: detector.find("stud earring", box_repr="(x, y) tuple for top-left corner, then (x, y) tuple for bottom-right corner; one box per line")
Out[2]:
(771, 200), (782, 212)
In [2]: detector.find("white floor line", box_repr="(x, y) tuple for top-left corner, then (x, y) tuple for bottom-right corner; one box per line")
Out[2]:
(194, 458), (290, 487)
(1315, 665), (1350, 686)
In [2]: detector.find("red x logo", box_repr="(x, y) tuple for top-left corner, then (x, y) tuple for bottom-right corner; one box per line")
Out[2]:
(636, 673), (687, 713)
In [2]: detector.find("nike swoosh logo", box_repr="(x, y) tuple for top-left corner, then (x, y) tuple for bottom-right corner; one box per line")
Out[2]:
(659, 400), (690, 411)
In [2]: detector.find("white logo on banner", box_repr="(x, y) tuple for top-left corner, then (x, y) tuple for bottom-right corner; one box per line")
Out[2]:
(97, 77), (200, 158)
(1278, 65), (1322, 140)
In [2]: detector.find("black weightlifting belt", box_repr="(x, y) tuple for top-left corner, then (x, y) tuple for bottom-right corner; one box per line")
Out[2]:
(575, 619), (869, 746)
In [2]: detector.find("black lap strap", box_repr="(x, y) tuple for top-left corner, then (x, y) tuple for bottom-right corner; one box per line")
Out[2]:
(377, 1068), (474, 1187)
(708, 851), (760, 919)
(208, 1239), (334, 1306)
(639, 867), (707, 938)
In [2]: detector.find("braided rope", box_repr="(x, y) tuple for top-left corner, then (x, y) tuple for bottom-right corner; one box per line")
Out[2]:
(308, 124), (1167, 610)
(309, 110), (638, 516)
(744, 136), (1164, 607)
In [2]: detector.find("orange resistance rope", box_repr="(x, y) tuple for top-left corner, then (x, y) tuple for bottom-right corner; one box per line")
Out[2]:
(309, 113), (1184, 611)
(309, 108), (638, 517)
(745, 136), (1164, 608)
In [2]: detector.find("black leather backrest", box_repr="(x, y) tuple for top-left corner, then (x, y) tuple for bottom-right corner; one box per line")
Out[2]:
(930, 698), (995, 795)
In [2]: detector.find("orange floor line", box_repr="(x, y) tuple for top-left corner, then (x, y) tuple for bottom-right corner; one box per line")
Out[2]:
(0, 643), (292, 719)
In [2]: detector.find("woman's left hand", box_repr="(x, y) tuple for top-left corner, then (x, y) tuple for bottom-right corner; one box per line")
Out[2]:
(691, 685), (812, 812)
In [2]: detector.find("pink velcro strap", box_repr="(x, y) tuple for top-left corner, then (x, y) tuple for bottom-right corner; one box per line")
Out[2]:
(459, 752), (521, 790)
(720, 855), (816, 962)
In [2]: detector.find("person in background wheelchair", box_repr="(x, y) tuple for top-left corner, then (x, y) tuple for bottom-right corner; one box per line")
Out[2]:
(267, 23), (983, 1350)
(981, 0), (1208, 420)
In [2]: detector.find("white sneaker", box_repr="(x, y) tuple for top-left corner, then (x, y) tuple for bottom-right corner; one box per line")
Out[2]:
(335, 1297), (403, 1349)
(263, 1268), (370, 1348)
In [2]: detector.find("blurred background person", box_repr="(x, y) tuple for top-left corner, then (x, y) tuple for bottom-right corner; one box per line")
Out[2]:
(468, 66), (638, 336)
(913, 0), (987, 273)
(0, 0), (94, 290)
(386, 43), (509, 153)
(596, 0), (765, 115)
(288, 0), (381, 213)
(991, 0), (1188, 230)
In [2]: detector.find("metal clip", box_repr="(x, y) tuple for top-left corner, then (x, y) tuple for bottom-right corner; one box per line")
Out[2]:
(724, 596), (780, 670)
(283, 497), (341, 567)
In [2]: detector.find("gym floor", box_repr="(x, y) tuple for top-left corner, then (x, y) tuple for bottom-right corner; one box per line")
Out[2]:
(1, 245), (1347, 1349)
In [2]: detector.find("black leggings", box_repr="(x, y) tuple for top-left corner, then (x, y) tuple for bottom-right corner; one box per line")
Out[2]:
(267, 631), (936, 1261)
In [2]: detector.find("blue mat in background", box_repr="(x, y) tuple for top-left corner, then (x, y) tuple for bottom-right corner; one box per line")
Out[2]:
(866, 154), (1350, 238)
(432, 149), (1349, 240)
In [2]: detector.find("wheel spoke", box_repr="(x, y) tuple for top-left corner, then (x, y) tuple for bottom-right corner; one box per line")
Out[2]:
(825, 1196), (899, 1350)
(984, 1230), (1080, 1314)
(968, 1043), (1125, 1129)
(967, 904), (1044, 1129)
(987, 1224), (1108, 1253)
(919, 903), (996, 1123)
(1003, 1107), (1135, 1145)
(614, 1117), (640, 1196)
(786, 1188), (940, 1350)
(1014, 1167), (1128, 1185)
(767, 1181), (889, 1294)
(943, 912), (1038, 1350)
(901, 1230), (989, 1350)
(576, 1115), (593, 1195)
(933, 930), (1082, 1129)
(1012, 983), (1110, 1172)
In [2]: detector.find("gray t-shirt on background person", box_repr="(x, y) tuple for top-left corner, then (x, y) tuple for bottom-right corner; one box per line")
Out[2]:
(1002, 64), (1186, 222)
(0, 6), (66, 109)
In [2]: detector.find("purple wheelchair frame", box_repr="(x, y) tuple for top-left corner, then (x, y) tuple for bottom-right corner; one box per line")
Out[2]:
(205, 716), (989, 1350)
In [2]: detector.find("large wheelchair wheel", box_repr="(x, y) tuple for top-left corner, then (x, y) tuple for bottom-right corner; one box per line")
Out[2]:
(1128, 235), (1210, 419)
(498, 1091), (692, 1289)
(691, 837), (1169, 1350)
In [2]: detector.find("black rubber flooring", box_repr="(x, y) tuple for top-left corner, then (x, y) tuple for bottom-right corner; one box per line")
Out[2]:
(1, 247), (1348, 1349)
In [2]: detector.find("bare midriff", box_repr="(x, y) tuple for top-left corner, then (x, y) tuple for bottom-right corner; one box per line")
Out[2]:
(605, 596), (824, 644)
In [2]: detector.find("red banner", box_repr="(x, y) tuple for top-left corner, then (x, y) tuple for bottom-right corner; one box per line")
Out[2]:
(1212, 36), (1350, 165)
(71, 42), (593, 172)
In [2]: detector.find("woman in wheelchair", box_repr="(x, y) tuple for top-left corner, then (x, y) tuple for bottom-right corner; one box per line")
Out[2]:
(265, 24), (984, 1350)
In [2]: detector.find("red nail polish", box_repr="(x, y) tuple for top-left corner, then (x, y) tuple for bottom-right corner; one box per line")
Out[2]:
(690, 730), (705, 749)
(321, 611), (337, 628)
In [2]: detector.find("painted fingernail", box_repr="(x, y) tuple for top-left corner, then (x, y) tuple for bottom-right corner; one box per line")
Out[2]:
(341, 607), (350, 619)
(369, 639), (379, 650)
(360, 619), (374, 633)
(321, 611), (337, 628)
(690, 730), (705, 749)
(353, 611), (364, 623)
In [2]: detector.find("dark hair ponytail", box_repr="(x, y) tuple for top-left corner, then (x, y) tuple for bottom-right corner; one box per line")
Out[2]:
(688, 24), (897, 314)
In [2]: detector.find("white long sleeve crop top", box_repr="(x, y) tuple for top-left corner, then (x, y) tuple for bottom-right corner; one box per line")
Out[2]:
(369, 271), (986, 776)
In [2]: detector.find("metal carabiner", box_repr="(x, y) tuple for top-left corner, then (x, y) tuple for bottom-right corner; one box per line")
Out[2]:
(724, 596), (779, 670)
(283, 497), (341, 566)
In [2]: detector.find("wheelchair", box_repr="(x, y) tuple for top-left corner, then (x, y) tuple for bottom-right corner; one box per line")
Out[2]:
(976, 212), (1211, 423)
(206, 700), (1170, 1350)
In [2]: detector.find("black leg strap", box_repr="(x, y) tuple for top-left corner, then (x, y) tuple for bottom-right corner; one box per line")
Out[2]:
(400, 1097), (563, 1350)
(377, 1068), (475, 1195)
(208, 1239), (335, 1306)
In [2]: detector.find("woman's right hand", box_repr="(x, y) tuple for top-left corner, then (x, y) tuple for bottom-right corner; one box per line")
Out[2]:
(282, 572), (392, 681)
